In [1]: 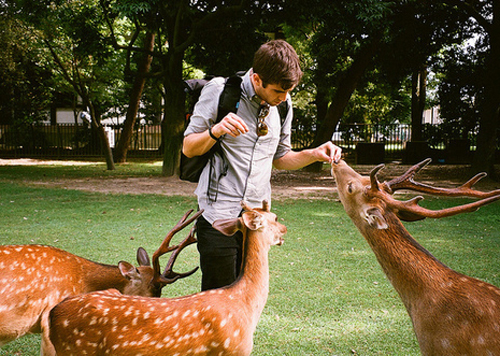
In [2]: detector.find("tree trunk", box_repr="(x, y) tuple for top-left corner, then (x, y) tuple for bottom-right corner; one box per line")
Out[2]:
(410, 65), (427, 142)
(306, 36), (381, 172)
(161, 89), (185, 177)
(114, 32), (155, 163)
(88, 103), (115, 170)
(471, 10), (500, 179)
(161, 51), (186, 177)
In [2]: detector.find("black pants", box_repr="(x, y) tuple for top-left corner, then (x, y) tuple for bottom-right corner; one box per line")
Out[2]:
(196, 214), (243, 291)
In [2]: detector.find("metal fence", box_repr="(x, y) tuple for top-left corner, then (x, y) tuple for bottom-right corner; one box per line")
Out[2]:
(0, 124), (163, 159)
(0, 122), (477, 162)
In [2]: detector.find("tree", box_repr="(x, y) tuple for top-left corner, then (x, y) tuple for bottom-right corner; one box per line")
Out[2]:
(0, 12), (54, 125)
(6, 0), (133, 170)
(443, 0), (500, 178)
(101, 0), (288, 176)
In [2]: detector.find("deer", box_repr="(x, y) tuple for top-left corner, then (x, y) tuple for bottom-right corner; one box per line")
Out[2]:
(331, 158), (500, 355)
(0, 217), (198, 356)
(48, 201), (286, 356)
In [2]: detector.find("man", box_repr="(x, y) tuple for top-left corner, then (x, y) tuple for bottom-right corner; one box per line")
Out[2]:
(183, 40), (342, 291)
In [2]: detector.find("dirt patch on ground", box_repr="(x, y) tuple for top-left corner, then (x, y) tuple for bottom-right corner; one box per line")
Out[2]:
(2, 158), (500, 199)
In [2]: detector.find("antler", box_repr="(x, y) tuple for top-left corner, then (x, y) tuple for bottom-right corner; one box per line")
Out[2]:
(368, 159), (500, 221)
(382, 158), (500, 198)
(160, 226), (198, 284)
(152, 209), (203, 285)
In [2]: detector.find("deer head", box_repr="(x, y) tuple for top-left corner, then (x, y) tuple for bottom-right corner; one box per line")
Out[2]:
(213, 201), (286, 247)
(148, 209), (203, 296)
(332, 159), (500, 230)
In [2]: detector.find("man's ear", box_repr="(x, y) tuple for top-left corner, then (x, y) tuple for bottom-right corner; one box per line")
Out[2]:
(252, 72), (263, 87)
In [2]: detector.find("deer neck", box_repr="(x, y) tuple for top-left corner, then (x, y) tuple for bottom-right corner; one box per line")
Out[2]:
(357, 213), (452, 305)
(228, 229), (270, 329)
(82, 262), (127, 293)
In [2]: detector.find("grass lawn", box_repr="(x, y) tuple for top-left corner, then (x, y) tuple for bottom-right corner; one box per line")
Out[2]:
(1, 162), (500, 355)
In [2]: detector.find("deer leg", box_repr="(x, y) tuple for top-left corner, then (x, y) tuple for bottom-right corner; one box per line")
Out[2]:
(40, 312), (56, 356)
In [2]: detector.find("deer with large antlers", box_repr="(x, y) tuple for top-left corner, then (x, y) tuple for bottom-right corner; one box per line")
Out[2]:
(48, 202), (286, 356)
(0, 219), (197, 356)
(331, 158), (500, 355)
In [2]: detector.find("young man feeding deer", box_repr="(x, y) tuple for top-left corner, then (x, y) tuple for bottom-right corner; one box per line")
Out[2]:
(182, 39), (342, 291)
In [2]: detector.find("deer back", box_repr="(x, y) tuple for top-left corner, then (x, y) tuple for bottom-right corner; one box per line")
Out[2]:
(0, 239), (196, 355)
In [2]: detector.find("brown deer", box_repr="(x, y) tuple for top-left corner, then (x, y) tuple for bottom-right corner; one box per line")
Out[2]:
(331, 158), (500, 355)
(0, 211), (198, 356)
(48, 201), (286, 356)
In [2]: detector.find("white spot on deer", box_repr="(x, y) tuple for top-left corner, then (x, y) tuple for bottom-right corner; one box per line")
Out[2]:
(224, 337), (231, 349)
(441, 338), (451, 349)
(182, 310), (191, 319)
(234, 329), (240, 337)
(220, 318), (227, 327)
(195, 345), (209, 353)
(154, 342), (165, 349)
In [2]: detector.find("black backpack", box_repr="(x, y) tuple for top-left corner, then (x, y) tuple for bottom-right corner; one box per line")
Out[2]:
(179, 73), (289, 183)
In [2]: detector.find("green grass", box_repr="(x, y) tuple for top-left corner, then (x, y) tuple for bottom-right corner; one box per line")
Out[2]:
(1, 162), (500, 355)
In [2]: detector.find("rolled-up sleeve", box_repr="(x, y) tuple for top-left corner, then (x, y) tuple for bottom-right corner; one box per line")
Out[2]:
(184, 78), (225, 136)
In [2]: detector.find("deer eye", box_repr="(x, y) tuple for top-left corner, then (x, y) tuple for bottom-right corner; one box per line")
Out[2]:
(347, 182), (354, 194)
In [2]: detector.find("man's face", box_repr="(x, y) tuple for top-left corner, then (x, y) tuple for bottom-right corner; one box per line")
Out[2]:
(252, 73), (295, 106)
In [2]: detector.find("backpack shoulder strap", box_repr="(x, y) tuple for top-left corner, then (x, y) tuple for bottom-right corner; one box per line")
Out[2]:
(216, 74), (243, 124)
(277, 100), (289, 126)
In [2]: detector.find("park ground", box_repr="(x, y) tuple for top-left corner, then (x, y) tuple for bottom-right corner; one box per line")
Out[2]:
(1, 158), (500, 198)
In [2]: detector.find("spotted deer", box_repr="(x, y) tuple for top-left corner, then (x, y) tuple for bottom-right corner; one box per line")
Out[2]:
(0, 212), (198, 356)
(331, 158), (500, 355)
(48, 201), (286, 356)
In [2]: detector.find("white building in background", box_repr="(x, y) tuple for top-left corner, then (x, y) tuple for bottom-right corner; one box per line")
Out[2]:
(423, 106), (441, 124)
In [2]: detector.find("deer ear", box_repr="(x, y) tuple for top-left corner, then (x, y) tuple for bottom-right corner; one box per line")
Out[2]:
(241, 211), (264, 231)
(118, 261), (139, 280)
(136, 247), (151, 267)
(213, 218), (243, 236)
(364, 207), (388, 229)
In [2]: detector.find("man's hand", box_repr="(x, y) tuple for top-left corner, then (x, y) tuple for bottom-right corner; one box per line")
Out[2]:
(312, 141), (342, 164)
(211, 113), (249, 138)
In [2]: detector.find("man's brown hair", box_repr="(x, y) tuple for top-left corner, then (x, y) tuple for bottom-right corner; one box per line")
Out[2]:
(253, 40), (303, 90)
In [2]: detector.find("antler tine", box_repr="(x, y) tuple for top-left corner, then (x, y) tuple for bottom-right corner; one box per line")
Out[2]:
(385, 193), (500, 221)
(370, 163), (386, 192)
(384, 158), (432, 193)
(384, 158), (500, 198)
(160, 226), (199, 285)
(152, 209), (203, 282)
